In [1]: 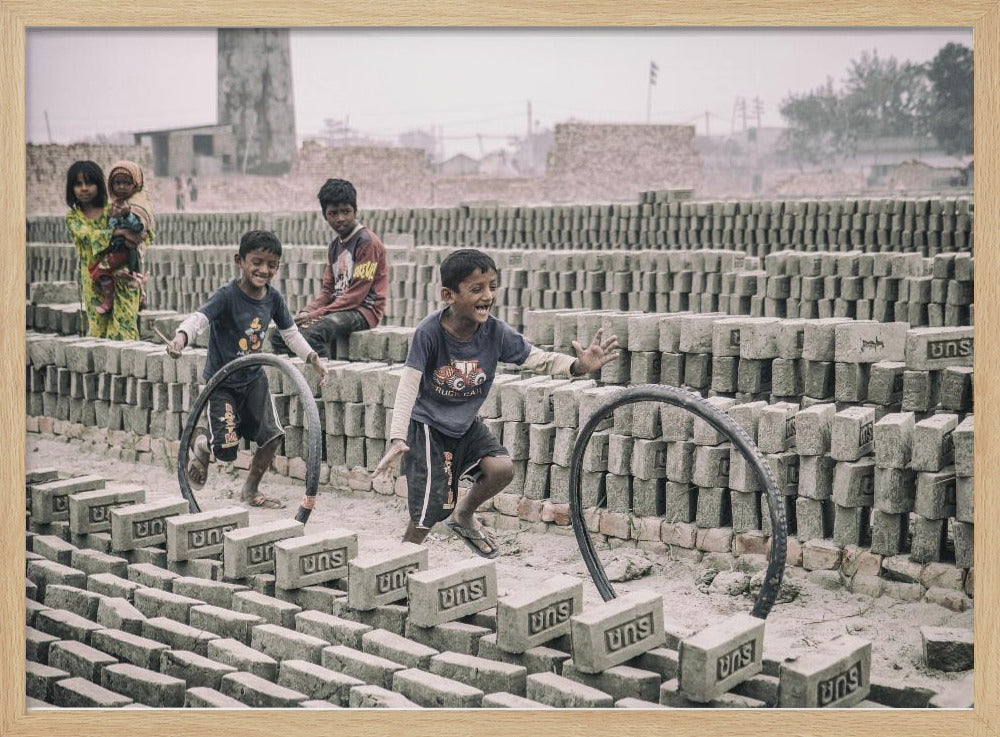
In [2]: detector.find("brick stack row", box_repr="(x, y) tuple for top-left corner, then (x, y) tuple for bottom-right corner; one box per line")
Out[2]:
(27, 193), (974, 258)
(26, 242), (975, 334)
(762, 250), (973, 325)
(633, 195), (974, 256)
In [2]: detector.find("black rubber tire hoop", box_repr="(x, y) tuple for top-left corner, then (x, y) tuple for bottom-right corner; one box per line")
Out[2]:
(176, 353), (323, 524)
(568, 384), (787, 619)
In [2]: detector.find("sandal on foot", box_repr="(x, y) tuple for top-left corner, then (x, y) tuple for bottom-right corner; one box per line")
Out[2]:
(249, 494), (286, 509)
(186, 428), (211, 490)
(444, 517), (501, 559)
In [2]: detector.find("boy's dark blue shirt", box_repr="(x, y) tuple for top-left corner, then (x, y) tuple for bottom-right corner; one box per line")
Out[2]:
(199, 280), (295, 387)
(406, 308), (533, 437)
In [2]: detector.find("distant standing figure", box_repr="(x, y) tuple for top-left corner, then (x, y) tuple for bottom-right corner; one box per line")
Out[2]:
(175, 176), (186, 211)
(187, 175), (198, 204)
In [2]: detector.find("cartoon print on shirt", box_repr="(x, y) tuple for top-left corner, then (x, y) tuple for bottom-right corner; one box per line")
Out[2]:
(432, 359), (488, 397)
(237, 316), (264, 355)
(333, 249), (353, 297)
(332, 241), (377, 298)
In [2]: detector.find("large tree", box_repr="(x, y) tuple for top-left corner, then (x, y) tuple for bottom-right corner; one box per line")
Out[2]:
(840, 50), (929, 147)
(778, 45), (974, 163)
(778, 78), (844, 165)
(925, 42), (974, 155)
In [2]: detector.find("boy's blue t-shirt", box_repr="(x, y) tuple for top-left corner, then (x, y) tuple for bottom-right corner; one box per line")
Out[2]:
(407, 309), (533, 438)
(198, 280), (295, 388)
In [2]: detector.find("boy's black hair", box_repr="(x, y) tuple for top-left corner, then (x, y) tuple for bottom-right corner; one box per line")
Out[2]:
(318, 178), (357, 212)
(440, 248), (498, 291)
(238, 229), (283, 259)
(65, 160), (108, 208)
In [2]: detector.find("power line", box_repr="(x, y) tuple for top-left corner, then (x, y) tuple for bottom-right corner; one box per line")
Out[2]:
(310, 99), (527, 121)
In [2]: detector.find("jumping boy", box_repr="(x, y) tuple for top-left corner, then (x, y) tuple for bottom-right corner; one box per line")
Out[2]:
(271, 178), (387, 359)
(373, 248), (619, 558)
(165, 230), (328, 509)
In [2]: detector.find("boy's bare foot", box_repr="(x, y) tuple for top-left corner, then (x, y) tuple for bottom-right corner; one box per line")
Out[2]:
(247, 493), (285, 509)
(186, 430), (211, 490)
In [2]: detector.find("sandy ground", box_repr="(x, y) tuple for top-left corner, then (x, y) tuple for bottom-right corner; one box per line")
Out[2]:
(27, 434), (974, 696)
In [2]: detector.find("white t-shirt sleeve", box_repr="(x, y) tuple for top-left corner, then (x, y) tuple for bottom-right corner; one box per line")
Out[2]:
(519, 346), (576, 377)
(177, 311), (209, 344)
(388, 367), (422, 441)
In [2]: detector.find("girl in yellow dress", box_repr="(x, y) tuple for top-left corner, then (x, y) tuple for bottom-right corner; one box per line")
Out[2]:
(64, 160), (142, 340)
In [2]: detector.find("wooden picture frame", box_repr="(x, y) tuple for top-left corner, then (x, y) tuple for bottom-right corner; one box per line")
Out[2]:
(2, 2), (996, 735)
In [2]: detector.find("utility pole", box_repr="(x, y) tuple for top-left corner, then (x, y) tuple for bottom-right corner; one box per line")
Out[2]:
(44, 111), (53, 143)
(752, 97), (764, 131)
(647, 61), (658, 124)
(704, 111), (710, 138)
(526, 99), (534, 174)
(751, 97), (764, 193)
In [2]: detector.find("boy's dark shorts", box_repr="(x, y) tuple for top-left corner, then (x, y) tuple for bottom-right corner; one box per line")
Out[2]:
(404, 419), (508, 529)
(207, 373), (284, 462)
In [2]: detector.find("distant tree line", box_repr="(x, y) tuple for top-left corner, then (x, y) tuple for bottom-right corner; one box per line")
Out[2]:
(778, 43), (973, 164)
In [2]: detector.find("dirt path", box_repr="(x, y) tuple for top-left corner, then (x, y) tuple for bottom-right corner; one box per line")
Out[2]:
(27, 434), (973, 695)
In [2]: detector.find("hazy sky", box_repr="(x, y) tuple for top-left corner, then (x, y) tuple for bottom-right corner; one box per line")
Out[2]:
(27, 27), (972, 158)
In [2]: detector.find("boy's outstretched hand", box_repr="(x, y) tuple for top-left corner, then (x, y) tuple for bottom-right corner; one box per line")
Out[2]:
(155, 327), (186, 359)
(308, 353), (328, 387)
(571, 327), (620, 375)
(373, 438), (409, 482)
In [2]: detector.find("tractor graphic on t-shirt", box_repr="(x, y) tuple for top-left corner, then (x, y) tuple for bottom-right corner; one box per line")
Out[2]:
(433, 359), (487, 393)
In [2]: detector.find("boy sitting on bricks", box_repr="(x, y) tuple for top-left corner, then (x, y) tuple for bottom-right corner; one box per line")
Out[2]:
(373, 248), (619, 558)
(164, 230), (328, 509)
(271, 178), (387, 359)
